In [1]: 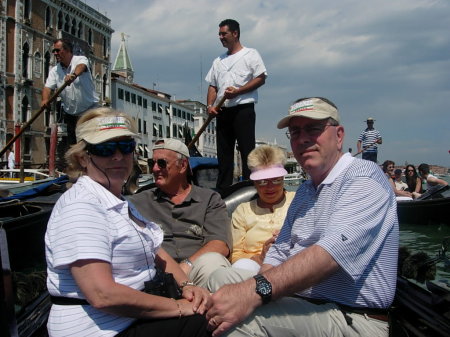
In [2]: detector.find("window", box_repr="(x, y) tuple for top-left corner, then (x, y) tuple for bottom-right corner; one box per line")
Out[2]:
(143, 99), (147, 109)
(44, 51), (51, 81)
(125, 91), (130, 102)
(23, 0), (31, 21)
(131, 93), (136, 104)
(45, 6), (51, 29)
(187, 113), (191, 121)
(153, 123), (158, 137)
(22, 42), (30, 78)
(158, 104), (163, 113)
(138, 119), (142, 133)
(88, 28), (93, 46)
(78, 22), (83, 38)
(143, 121), (147, 134)
(64, 14), (70, 32)
(137, 96), (142, 106)
(152, 101), (156, 111)
(118, 88), (124, 100)
(159, 125), (163, 137)
(103, 36), (108, 57)
(21, 96), (29, 122)
(57, 11), (63, 30)
(34, 52), (42, 76)
(172, 124), (177, 138)
(182, 111), (186, 119)
(166, 126), (170, 138)
(71, 18), (77, 35)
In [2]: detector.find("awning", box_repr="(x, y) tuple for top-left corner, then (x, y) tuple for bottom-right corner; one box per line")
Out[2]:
(138, 145), (144, 154)
(153, 124), (158, 131)
(165, 106), (170, 114)
(178, 129), (183, 137)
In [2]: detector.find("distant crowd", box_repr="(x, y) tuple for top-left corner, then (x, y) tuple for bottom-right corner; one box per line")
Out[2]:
(381, 161), (448, 200)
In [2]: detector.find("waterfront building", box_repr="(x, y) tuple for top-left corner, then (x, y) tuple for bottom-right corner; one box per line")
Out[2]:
(0, 0), (112, 168)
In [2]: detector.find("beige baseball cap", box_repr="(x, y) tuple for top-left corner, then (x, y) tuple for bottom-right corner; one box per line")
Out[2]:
(277, 97), (340, 129)
(153, 138), (190, 157)
(76, 116), (139, 144)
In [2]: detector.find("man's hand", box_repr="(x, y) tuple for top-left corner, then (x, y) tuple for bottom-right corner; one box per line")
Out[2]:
(207, 106), (220, 116)
(206, 281), (260, 336)
(64, 73), (78, 85)
(181, 285), (211, 315)
(224, 86), (239, 99)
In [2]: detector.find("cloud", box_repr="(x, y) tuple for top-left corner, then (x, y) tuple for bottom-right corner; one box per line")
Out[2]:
(87, 0), (450, 166)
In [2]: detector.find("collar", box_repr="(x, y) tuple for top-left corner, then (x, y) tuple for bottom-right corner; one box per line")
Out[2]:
(152, 184), (202, 204)
(78, 175), (127, 210)
(319, 152), (355, 186)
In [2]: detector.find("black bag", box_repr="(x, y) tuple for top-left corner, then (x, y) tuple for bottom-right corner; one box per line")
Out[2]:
(144, 269), (182, 299)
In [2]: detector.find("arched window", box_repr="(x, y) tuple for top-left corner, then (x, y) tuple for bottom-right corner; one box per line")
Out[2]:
(45, 6), (52, 28)
(44, 51), (51, 81)
(34, 52), (42, 76)
(78, 21), (83, 38)
(71, 18), (77, 35)
(21, 96), (29, 123)
(64, 14), (70, 32)
(22, 42), (30, 78)
(57, 11), (63, 29)
(88, 28), (93, 46)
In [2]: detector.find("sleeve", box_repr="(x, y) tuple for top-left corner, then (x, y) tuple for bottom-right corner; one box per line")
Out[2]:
(202, 191), (232, 250)
(249, 49), (267, 78)
(44, 66), (58, 89)
(316, 177), (394, 280)
(357, 131), (364, 141)
(230, 203), (250, 263)
(48, 200), (113, 268)
(71, 55), (89, 68)
(205, 60), (217, 86)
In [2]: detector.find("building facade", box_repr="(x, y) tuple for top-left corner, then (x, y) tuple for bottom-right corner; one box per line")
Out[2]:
(0, 0), (113, 168)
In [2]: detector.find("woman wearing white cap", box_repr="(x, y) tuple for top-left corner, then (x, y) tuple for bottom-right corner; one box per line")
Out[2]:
(231, 145), (295, 273)
(45, 107), (210, 337)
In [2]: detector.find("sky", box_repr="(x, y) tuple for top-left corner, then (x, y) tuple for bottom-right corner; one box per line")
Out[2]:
(84, 0), (450, 167)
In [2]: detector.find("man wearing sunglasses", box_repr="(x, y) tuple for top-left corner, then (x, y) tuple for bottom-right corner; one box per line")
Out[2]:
(206, 97), (398, 337)
(42, 38), (99, 147)
(128, 138), (232, 288)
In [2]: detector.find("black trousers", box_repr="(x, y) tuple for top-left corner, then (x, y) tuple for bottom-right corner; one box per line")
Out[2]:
(64, 113), (80, 146)
(216, 103), (256, 191)
(116, 314), (210, 337)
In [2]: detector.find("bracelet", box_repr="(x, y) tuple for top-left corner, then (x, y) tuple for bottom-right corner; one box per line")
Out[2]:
(180, 258), (193, 268)
(172, 298), (182, 319)
(180, 280), (195, 289)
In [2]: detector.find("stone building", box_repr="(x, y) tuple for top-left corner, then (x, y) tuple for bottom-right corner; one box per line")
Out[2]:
(0, 0), (113, 169)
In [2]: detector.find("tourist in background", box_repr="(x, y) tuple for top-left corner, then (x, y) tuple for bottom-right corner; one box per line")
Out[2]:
(418, 163), (448, 190)
(405, 164), (423, 198)
(382, 160), (412, 199)
(357, 117), (382, 162)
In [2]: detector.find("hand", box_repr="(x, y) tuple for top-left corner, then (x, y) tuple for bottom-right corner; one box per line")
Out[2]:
(41, 100), (50, 109)
(181, 285), (211, 314)
(206, 282), (259, 336)
(64, 73), (77, 84)
(224, 86), (239, 99)
(207, 106), (220, 116)
(253, 230), (280, 264)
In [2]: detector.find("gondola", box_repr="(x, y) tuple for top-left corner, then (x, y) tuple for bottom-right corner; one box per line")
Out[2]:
(397, 185), (450, 225)
(1, 162), (449, 336)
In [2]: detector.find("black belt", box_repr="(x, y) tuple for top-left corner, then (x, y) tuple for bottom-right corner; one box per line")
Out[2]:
(299, 297), (389, 324)
(50, 295), (90, 305)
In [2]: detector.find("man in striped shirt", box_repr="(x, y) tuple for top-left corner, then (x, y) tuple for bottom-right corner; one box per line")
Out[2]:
(206, 97), (398, 337)
(357, 117), (382, 162)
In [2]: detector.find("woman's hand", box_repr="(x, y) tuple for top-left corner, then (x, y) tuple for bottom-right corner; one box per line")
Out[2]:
(181, 285), (211, 314)
(251, 230), (280, 265)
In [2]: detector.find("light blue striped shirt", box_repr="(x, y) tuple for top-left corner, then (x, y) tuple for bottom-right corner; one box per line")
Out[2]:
(265, 153), (398, 309)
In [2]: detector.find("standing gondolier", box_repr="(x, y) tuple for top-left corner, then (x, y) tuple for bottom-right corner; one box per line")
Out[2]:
(357, 117), (382, 162)
(41, 39), (99, 147)
(205, 19), (267, 192)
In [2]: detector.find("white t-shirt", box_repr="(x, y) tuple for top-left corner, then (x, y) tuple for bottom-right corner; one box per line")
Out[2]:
(45, 55), (99, 115)
(205, 47), (267, 107)
(7, 151), (14, 169)
(45, 176), (164, 336)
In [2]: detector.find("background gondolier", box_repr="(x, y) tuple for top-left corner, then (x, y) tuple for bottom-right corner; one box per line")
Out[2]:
(357, 117), (382, 162)
(205, 19), (267, 192)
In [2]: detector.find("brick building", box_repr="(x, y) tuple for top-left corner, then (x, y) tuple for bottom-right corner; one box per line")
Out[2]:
(0, 0), (113, 169)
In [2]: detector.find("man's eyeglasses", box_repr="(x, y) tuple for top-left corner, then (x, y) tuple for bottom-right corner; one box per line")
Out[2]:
(86, 139), (136, 157)
(286, 124), (334, 140)
(52, 48), (61, 53)
(148, 158), (168, 170)
(254, 177), (284, 186)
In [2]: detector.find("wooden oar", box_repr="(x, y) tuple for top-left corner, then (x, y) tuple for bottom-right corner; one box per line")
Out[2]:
(188, 96), (226, 149)
(353, 139), (380, 157)
(0, 81), (71, 158)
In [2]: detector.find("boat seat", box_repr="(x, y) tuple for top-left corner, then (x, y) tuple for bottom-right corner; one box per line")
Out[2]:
(223, 182), (257, 216)
(417, 184), (449, 200)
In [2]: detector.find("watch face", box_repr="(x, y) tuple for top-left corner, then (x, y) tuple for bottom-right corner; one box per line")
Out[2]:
(254, 275), (272, 304)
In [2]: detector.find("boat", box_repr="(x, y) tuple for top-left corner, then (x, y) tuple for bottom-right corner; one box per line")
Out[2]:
(397, 185), (450, 225)
(0, 169), (50, 185)
(1, 162), (449, 336)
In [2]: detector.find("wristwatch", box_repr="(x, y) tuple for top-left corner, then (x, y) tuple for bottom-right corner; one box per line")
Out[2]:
(180, 258), (193, 268)
(253, 274), (272, 304)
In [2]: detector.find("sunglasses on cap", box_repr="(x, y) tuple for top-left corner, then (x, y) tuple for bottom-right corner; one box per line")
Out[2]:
(254, 177), (284, 186)
(86, 139), (136, 157)
(148, 158), (168, 170)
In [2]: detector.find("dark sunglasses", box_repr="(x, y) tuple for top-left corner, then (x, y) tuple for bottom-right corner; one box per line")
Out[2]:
(52, 48), (61, 53)
(86, 140), (136, 157)
(148, 158), (168, 170)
